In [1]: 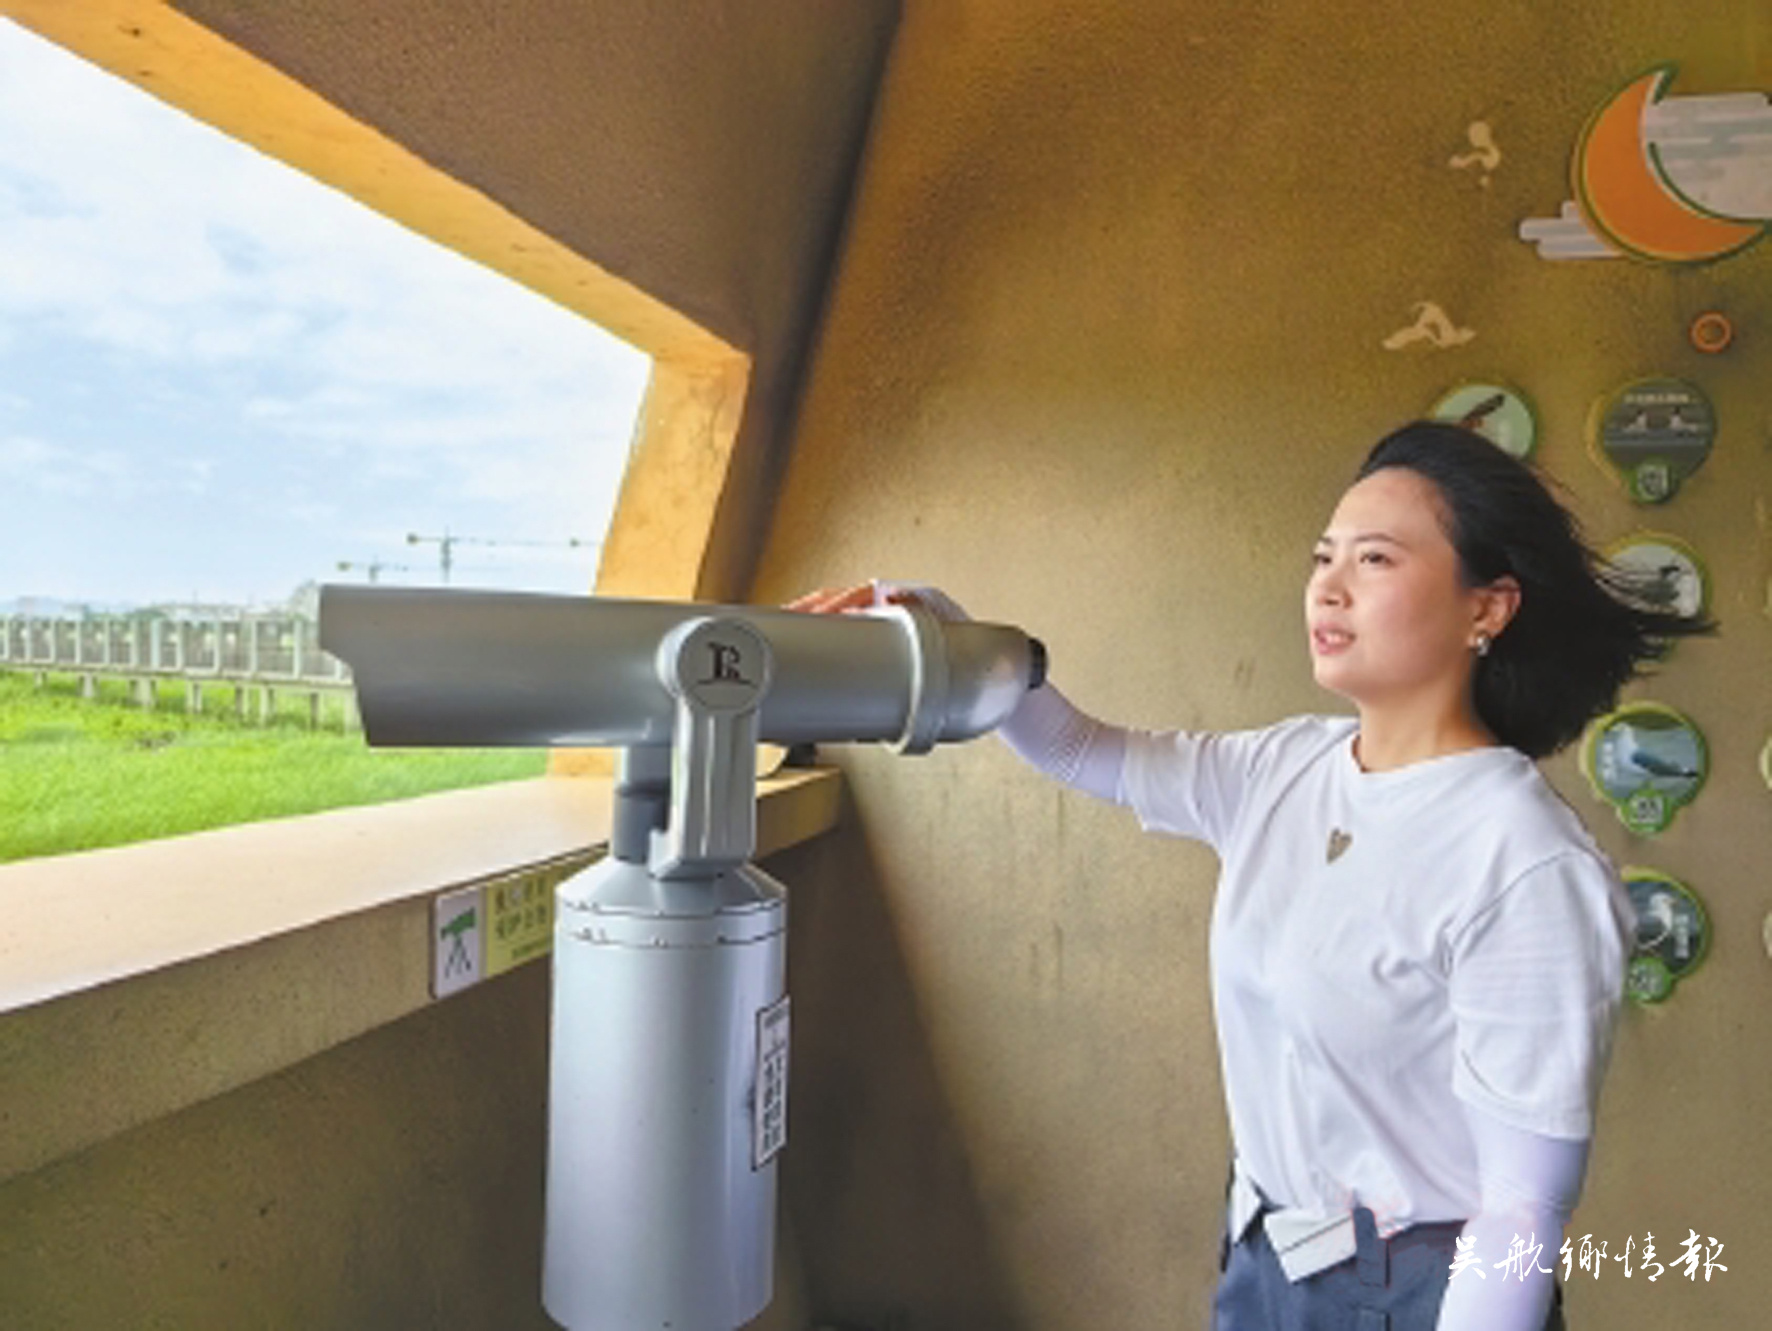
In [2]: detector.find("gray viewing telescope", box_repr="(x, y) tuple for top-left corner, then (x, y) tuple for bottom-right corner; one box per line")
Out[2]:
(317, 586), (1045, 1331)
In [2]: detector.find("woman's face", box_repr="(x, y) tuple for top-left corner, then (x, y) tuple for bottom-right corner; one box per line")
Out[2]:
(1305, 467), (1486, 706)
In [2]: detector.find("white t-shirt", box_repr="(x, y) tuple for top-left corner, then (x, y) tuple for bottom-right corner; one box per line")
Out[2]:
(1120, 713), (1634, 1254)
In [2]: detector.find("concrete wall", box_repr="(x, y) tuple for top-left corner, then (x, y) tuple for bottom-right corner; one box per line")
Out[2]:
(753, 1), (1771, 1326)
(0, 965), (562, 1330)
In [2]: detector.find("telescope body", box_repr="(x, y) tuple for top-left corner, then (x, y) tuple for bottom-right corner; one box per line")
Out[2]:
(317, 586), (1042, 751)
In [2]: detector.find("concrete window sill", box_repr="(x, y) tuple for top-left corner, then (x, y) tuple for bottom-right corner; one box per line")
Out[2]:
(0, 766), (840, 1185)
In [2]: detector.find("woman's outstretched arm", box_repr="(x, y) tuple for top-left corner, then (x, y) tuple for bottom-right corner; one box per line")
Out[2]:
(995, 676), (1129, 805)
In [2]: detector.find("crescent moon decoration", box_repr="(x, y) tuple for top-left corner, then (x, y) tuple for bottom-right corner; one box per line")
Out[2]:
(1519, 64), (1772, 263)
(1575, 66), (1766, 263)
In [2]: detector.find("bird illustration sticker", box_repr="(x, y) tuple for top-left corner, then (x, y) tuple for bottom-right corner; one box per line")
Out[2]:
(1588, 377), (1715, 503)
(1604, 532), (1709, 626)
(1449, 121), (1502, 188)
(1580, 702), (1708, 835)
(1519, 63), (1772, 263)
(1622, 867), (1709, 1004)
(1429, 382), (1536, 458)
(1381, 302), (1474, 351)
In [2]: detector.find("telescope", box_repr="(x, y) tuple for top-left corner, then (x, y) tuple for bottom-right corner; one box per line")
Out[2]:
(318, 586), (1045, 1331)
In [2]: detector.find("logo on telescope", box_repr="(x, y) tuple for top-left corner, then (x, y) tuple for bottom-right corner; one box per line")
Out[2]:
(697, 640), (756, 689)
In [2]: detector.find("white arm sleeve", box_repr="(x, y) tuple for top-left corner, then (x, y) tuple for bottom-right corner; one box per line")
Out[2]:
(994, 679), (1129, 805)
(1436, 1102), (1587, 1331)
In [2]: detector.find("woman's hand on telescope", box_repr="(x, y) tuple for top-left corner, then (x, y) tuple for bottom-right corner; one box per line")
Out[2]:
(782, 582), (878, 615)
(783, 580), (971, 623)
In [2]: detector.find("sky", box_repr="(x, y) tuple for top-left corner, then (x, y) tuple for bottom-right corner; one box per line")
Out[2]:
(0, 19), (652, 610)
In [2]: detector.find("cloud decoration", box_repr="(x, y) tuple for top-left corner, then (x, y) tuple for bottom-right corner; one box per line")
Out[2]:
(1520, 66), (1772, 264)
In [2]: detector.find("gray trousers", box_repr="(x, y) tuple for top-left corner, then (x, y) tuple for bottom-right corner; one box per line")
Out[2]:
(1210, 1171), (1567, 1331)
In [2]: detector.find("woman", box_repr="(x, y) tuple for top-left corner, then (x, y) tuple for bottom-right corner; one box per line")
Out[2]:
(787, 421), (1715, 1330)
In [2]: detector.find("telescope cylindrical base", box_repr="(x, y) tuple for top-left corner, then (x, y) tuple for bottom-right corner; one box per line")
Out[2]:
(542, 857), (786, 1331)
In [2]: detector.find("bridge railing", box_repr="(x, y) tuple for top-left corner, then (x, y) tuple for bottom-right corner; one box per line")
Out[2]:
(1, 613), (350, 684)
(1, 612), (355, 726)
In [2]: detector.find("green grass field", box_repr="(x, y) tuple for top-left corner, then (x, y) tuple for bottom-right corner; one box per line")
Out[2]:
(0, 669), (547, 864)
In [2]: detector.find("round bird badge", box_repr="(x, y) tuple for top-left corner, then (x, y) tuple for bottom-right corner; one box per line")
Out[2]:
(1588, 377), (1715, 503)
(1604, 533), (1710, 658)
(1622, 867), (1709, 1004)
(1430, 382), (1537, 458)
(1580, 702), (1707, 834)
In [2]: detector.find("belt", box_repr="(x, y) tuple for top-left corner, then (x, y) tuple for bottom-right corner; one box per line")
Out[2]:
(1227, 1155), (1467, 1284)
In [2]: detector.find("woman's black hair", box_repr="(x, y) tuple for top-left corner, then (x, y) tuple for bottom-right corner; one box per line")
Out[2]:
(1354, 420), (1717, 759)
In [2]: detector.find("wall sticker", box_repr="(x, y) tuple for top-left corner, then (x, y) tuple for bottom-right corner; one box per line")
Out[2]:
(1429, 382), (1536, 457)
(1449, 121), (1502, 188)
(1623, 867), (1710, 1004)
(1688, 310), (1734, 353)
(1382, 301), (1476, 351)
(1518, 64), (1771, 264)
(1580, 701), (1708, 835)
(1604, 531), (1710, 631)
(1587, 377), (1715, 503)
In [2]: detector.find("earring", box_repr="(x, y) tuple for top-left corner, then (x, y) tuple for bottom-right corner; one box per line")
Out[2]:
(1474, 632), (1492, 657)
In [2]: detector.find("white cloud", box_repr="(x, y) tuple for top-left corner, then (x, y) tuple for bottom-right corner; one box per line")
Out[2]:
(0, 18), (646, 412)
(0, 18), (652, 602)
(0, 432), (134, 497)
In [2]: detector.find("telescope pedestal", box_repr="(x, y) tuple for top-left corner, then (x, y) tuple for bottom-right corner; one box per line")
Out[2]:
(542, 856), (786, 1331)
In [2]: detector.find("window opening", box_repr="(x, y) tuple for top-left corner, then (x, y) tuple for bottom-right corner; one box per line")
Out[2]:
(0, 19), (652, 863)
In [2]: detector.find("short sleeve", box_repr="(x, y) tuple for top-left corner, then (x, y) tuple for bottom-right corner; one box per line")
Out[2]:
(1447, 852), (1634, 1139)
(1118, 726), (1267, 851)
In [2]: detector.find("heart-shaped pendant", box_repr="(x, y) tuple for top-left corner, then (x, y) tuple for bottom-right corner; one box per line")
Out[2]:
(1326, 828), (1352, 863)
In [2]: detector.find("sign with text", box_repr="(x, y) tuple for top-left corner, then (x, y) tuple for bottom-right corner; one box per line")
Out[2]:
(486, 869), (557, 977)
(753, 995), (791, 1170)
(429, 855), (591, 999)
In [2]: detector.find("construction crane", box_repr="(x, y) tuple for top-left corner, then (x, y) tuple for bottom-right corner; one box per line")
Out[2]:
(336, 558), (417, 585)
(405, 529), (600, 585)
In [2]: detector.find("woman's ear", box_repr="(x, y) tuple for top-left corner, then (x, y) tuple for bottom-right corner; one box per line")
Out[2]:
(1478, 574), (1522, 638)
